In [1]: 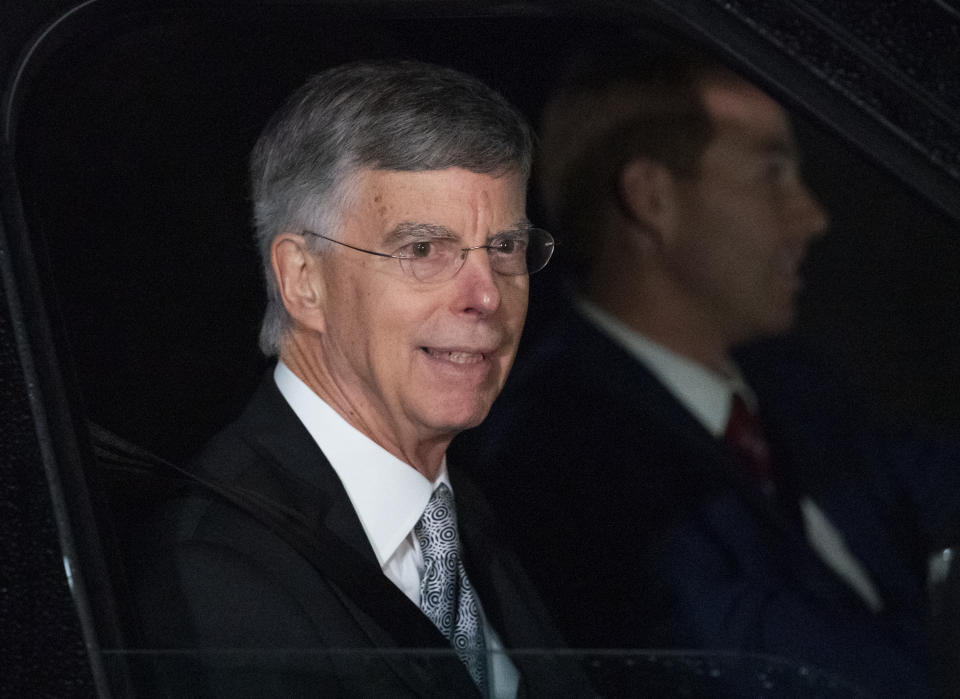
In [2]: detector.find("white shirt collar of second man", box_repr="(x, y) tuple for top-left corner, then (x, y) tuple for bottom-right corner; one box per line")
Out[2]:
(576, 297), (756, 436)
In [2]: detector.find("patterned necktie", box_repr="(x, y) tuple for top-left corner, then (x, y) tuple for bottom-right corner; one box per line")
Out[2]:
(414, 483), (487, 691)
(724, 392), (776, 494)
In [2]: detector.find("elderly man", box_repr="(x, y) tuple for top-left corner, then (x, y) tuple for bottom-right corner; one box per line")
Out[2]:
(452, 43), (960, 697)
(130, 60), (584, 698)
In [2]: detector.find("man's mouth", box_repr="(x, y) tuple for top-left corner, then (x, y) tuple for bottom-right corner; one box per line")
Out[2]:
(421, 347), (489, 364)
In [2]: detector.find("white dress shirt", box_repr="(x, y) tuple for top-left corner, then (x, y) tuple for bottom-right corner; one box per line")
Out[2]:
(274, 361), (520, 697)
(577, 299), (885, 613)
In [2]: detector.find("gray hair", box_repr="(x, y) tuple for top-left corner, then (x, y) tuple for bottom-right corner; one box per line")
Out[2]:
(250, 59), (535, 355)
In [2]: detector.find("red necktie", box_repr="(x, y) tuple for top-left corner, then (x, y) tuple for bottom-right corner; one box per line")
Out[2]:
(724, 393), (775, 491)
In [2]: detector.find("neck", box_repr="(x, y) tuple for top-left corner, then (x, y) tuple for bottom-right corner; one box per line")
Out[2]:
(585, 255), (733, 373)
(280, 334), (450, 481)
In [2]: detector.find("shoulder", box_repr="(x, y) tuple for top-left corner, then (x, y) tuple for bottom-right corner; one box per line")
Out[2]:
(125, 377), (337, 639)
(734, 336), (876, 438)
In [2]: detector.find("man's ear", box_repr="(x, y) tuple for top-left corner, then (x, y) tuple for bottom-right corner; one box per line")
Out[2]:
(618, 158), (678, 245)
(271, 233), (326, 333)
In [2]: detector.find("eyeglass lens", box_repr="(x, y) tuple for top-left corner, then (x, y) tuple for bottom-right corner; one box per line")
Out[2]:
(402, 229), (553, 281)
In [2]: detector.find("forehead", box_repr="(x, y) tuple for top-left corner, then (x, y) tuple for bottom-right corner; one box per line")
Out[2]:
(345, 167), (528, 235)
(699, 79), (795, 152)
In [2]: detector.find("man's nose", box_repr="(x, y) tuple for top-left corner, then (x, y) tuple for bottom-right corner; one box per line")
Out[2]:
(453, 248), (502, 316)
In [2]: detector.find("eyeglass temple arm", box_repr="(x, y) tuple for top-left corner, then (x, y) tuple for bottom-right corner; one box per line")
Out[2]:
(302, 231), (398, 260)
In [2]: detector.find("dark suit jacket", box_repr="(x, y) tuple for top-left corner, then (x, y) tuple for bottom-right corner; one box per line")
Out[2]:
(451, 303), (960, 698)
(128, 371), (590, 698)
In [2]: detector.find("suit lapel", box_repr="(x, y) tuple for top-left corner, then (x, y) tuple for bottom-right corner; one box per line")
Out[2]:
(741, 357), (927, 617)
(452, 470), (593, 697)
(235, 372), (480, 697)
(566, 315), (796, 529)
(734, 348), (904, 612)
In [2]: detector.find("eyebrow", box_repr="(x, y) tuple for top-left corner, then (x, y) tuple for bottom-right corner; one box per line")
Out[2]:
(384, 219), (533, 246)
(384, 222), (455, 246)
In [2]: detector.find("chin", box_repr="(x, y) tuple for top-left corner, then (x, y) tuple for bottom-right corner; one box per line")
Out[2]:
(427, 397), (493, 435)
(758, 311), (796, 339)
(739, 307), (795, 346)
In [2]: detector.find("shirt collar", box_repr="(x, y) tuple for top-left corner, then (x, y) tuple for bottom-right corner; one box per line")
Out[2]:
(576, 298), (755, 437)
(273, 361), (450, 567)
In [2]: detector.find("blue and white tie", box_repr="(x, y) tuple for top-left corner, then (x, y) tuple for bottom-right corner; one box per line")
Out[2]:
(415, 483), (488, 690)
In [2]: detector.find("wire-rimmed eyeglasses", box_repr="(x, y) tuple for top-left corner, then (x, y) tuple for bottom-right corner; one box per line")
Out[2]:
(302, 227), (554, 283)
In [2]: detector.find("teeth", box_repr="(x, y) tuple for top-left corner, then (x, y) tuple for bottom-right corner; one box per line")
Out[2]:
(426, 348), (485, 364)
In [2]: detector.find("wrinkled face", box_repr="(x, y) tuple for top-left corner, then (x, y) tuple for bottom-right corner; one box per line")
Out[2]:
(665, 78), (829, 346)
(316, 167), (529, 444)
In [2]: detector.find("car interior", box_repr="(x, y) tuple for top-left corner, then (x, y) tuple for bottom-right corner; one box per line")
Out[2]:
(3, 1), (959, 696)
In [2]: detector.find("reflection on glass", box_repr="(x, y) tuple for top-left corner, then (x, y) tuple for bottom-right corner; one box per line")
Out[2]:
(101, 648), (872, 698)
